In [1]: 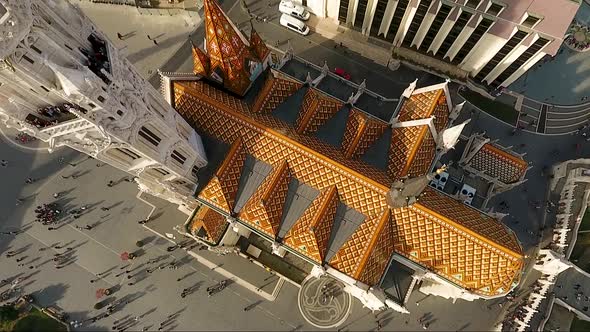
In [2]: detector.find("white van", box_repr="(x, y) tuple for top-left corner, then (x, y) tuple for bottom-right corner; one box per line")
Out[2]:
(279, 14), (310, 35)
(279, 0), (310, 21)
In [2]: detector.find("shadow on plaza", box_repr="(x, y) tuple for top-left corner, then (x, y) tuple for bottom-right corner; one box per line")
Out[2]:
(127, 33), (191, 64)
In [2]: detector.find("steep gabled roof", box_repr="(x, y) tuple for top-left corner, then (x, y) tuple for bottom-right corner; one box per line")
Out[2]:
(191, 42), (211, 77)
(341, 108), (389, 159)
(249, 27), (270, 61)
(198, 138), (246, 212)
(330, 209), (392, 280)
(191, 206), (228, 244)
(239, 160), (292, 237)
(295, 89), (343, 134)
(468, 143), (528, 184)
(252, 70), (302, 113)
(202, 0), (257, 95)
(387, 125), (436, 180)
(284, 186), (339, 263)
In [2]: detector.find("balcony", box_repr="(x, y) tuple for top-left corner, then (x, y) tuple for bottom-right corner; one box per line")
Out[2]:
(80, 33), (111, 85)
(24, 103), (82, 129)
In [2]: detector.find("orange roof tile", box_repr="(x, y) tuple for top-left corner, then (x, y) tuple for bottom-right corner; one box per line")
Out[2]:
(392, 190), (524, 294)
(295, 89), (343, 134)
(192, 43), (211, 77)
(249, 27), (270, 62)
(239, 160), (292, 237)
(192, 206), (228, 244)
(341, 109), (389, 159)
(329, 210), (390, 279)
(432, 92), (450, 133)
(198, 138), (246, 212)
(173, 80), (524, 296)
(398, 89), (443, 121)
(251, 71), (302, 113)
(388, 125), (435, 180)
(202, 0), (258, 95)
(469, 144), (528, 184)
(284, 186), (339, 263)
(356, 210), (396, 285)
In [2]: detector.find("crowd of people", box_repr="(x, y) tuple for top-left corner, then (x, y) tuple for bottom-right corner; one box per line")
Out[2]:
(34, 203), (62, 225)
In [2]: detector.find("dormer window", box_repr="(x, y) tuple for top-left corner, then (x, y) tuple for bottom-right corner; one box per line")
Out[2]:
(486, 3), (504, 16)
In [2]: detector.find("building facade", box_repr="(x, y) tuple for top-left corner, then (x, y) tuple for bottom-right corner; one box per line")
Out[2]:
(323, 0), (579, 90)
(0, 0), (208, 212)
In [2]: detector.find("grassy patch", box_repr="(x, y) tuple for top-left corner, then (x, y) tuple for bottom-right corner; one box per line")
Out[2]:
(460, 89), (519, 125)
(580, 210), (590, 232)
(12, 308), (66, 332)
(570, 232), (590, 273)
(570, 317), (590, 332)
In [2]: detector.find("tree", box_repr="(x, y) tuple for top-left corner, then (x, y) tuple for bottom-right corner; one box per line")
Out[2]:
(0, 305), (18, 322)
(136, 240), (144, 247)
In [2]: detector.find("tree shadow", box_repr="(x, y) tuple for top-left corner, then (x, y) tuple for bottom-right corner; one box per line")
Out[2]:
(32, 283), (70, 306)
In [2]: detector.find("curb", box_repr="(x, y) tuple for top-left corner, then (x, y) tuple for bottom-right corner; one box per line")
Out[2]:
(141, 223), (280, 302)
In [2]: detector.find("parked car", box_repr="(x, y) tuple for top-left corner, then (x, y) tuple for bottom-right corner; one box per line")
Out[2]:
(279, 14), (310, 35)
(278, 0), (310, 20)
(333, 67), (351, 80)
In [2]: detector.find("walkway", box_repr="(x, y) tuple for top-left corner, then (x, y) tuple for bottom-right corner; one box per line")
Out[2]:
(508, 2), (590, 106)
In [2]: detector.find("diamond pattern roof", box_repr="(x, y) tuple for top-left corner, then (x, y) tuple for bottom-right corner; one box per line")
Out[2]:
(284, 186), (339, 263)
(192, 43), (210, 77)
(239, 160), (292, 237)
(191, 206), (227, 244)
(251, 70), (302, 113)
(468, 144), (528, 184)
(295, 89), (343, 134)
(249, 27), (270, 62)
(198, 138), (246, 212)
(196, 0), (264, 95)
(341, 108), (389, 159)
(392, 190), (523, 294)
(172, 79), (524, 296)
(398, 89), (443, 121)
(387, 125), (435, 180)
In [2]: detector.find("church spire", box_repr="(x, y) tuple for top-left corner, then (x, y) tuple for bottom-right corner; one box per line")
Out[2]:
(202, 0), (258, 95)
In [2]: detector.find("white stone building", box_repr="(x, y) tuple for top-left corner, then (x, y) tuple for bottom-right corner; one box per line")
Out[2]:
(0, 0), (208, 213)
(304, 0), (579, 91)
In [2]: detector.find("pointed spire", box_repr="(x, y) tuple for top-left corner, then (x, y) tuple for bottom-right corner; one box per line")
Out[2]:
(202, 0), (255, 95)
(402, 79), (417, 99)
(249, 24), (270, 61)
(436, 119), (470, 153)
(191, 41), (210, 77)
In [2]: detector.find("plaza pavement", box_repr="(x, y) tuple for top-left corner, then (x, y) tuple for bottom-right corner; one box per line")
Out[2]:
(72, 0), (201, 80)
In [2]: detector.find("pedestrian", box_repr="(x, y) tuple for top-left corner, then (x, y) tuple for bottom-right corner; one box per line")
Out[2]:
(47, 227), (56, 231)
(53, 193), (59, 198)
(101, 207), (110, 211)
(153, 39), (158, 45)
(107, 180), (114, 187)
(117, 32), (123, 40)
(1, 160), (7, 167)
(16, 257), (24, 262)
(25, 178), (34, 184)
(128, 282), (134, 286)
(147, 34), (152, 40)
(84, 225), (93, 230)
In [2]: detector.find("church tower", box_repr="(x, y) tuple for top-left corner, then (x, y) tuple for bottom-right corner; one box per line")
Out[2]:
(0, 0), (208, 213)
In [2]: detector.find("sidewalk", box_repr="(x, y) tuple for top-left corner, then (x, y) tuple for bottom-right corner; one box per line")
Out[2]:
(137, 193), (287, 301)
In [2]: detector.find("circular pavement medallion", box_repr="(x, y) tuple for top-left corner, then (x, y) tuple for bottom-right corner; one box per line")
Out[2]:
(297, 276), (352, 329)
(565, 22), (590, 52)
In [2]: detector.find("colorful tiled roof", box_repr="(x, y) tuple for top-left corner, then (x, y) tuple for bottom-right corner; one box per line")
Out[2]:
(249, 27), (270, 62)
(191, 43), (210, 77)
(251, 70), (302, 113)
(398, 89), (443, 121)
(198, 138), (246, 212)
(284, 186), (339, 263)
(295, 89), (343, 134)
(239, 160), (292, 237)
(468, 144), (528, 184)
(340, 108), (388, 159)
(196, 0), (267, 95)
(191, 206), (228, 244)
(172, 79), (523, 296)
(392, 189), (523, 294)
(387, 125), (436, 180)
